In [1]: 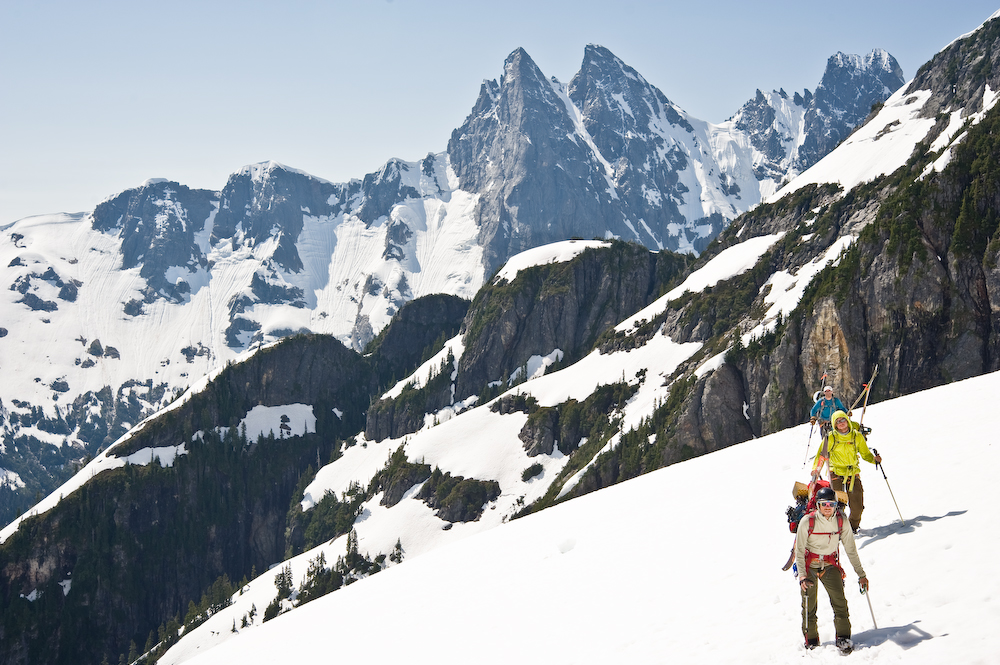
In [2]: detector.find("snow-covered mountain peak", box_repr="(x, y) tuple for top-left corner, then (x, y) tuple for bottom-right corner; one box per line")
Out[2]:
(827, 48), (897, 75)
(771, 13), (1000, 203)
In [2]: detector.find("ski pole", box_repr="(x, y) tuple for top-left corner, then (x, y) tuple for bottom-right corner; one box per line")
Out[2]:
(802, 421), (816, 467)
(860, 581), (877, 629)
(803, 371), (828, 466)
(872, 448), (905, 525)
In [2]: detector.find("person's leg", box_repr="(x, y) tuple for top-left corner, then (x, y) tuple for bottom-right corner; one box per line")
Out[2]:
(830, 474), (845, 500)
(819, 566), (852, 639)
(847, 475), (864, 531)
(801, 569), (820, 643)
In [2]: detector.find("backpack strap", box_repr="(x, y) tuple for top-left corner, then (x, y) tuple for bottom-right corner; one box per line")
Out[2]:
(804, 510), (844, 574)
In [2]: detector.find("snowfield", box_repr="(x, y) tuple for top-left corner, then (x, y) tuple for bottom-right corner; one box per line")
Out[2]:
(168, 368), (998, 665)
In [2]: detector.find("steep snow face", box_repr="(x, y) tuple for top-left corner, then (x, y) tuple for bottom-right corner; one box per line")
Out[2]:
(769, 87), (937, 200)
(166, 368), (1000, 665)
(285, 157), (484, 350)
(769, 17), (1000, 204)
(771, 78), (1000, 201)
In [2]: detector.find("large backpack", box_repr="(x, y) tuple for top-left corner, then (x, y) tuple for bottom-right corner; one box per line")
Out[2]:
(785, 480), (832, 533)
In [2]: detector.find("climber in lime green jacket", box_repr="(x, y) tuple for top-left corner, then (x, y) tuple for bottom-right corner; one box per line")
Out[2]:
(810, 410), (882, 533)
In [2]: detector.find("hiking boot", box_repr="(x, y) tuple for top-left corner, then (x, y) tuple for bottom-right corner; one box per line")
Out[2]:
(804, 636), (819, 650)
(835, 636), (853, 653)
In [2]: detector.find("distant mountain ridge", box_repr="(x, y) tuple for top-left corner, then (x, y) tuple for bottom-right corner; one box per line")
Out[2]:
(0, 44), (902, 521)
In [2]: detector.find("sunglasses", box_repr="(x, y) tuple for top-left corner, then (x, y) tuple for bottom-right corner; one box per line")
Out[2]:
(817, 500), (838, 508)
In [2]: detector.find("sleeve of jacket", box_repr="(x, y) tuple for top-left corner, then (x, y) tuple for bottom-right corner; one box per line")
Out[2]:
(836, 398), (847, 412)
(855, 430), (876, 464)
(810, 400), (821, 417)
(794, 517), (811, 578)
(839, 518), (867, 578)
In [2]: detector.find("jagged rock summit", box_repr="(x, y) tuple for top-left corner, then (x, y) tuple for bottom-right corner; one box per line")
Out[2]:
(733, 48), (905, 182)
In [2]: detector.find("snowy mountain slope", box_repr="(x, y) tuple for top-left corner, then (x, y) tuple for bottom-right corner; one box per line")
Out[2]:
(0, 158), (485, 521)
(153, 16), (1000, 659)
(0, 217), (820, 664)
(172, 367), (1000, 665)
(148, 225), (814, 663)
(0, 43), (902, 518)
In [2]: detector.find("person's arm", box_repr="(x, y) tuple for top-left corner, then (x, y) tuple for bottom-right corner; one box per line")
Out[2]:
(795, 518), (811, 582)
(839, 520), (867, 579)
(855, 431), (880, 464)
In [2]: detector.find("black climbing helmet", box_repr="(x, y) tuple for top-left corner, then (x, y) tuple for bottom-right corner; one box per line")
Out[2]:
(815, 487), (837, 504)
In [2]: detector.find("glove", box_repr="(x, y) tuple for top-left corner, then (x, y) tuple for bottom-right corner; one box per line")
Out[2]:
(859, 577), (869, 593)
(810, 416), (817, 425)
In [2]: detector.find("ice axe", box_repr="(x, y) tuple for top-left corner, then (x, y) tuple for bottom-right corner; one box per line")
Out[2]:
(872, 448), (905, 525)
(860, 580), (877, 629)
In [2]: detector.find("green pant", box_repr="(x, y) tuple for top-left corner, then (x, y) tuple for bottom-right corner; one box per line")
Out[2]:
(831, 473), (864, 532)
(801, 564), (851, 640)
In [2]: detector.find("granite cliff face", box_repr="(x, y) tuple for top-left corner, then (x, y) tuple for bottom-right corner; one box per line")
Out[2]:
(454, 242), (689, 398)
(732, 49), (905, 183)
(450, 45), (904, 271)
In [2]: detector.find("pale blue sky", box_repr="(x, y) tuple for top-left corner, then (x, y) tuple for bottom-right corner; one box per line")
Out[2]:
(2, 1), (998, 226)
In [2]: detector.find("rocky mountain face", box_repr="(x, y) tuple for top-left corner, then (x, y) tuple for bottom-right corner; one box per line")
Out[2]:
(452, 45), (904, 271)
(0, 45), (902, 528)
(366, 242), (692, 441)
(732, 49), (905, 182)
(454, 242), (690, 398)
(796, 50), (906, 171)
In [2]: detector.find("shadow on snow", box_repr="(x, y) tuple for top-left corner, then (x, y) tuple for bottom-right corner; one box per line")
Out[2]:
(854, 620), (936, 650)
(857, 510), (967, 549)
